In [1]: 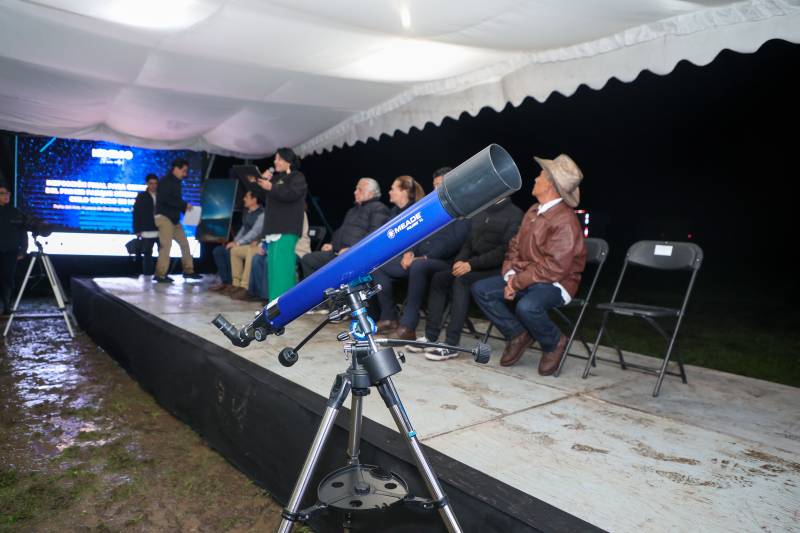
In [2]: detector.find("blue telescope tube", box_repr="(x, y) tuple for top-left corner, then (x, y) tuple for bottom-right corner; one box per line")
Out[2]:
(265, 192), (451, 329)
(260, 143), (521, 333)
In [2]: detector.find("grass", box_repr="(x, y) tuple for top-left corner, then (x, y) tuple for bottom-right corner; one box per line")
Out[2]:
(569, 280), (800, 387)
(0, 467), (95, 528)
(457, 271), (800, 387)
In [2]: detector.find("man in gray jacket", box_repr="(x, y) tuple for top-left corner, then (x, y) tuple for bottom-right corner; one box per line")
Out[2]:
(210, 190), (264, 297)
(300, 178), (389, 277)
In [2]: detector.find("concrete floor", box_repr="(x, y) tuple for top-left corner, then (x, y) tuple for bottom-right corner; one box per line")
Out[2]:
(93, 277), (800, 532)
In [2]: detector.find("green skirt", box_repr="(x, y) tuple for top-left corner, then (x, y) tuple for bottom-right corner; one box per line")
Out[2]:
(267, 234), (299, 299)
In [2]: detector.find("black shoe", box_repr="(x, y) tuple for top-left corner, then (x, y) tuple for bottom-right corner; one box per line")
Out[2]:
(153, 275), (174, 283)
(182, 272), (203, 280)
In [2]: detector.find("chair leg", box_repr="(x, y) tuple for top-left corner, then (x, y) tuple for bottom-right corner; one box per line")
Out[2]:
(481, 322), (493, 344)
(603, 326), (627, 370)
(555, 329), (578, 378)
(653, 330), (686, 397)
(675, 349), (688, 384)
(643, 317), (688, 396)
(554, 309), (576, 377)
(582, 311), (609, 379)
(579, 336), (592, 358)
(653, 353), (672, 397)
(463, 317), (479, 338)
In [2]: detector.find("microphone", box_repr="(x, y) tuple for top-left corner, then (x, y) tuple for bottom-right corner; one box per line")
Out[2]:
(214, 144), (521, 344)
(258, 167), (275, 181)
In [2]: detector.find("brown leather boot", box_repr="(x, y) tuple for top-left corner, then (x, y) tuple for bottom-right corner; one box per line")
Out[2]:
(376, 320), (399, 334)
(538, 335), (567, 376)
(393, 326), (416, 341)
(229, 287), (249, 300)
(222, 285), (239, 295)
(500, 331), (531, 366)
(209, 282), (230, 292)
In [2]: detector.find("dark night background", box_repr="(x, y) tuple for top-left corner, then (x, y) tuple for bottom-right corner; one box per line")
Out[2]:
(296, 38), (798, 293)
(1, 39), (797, 297)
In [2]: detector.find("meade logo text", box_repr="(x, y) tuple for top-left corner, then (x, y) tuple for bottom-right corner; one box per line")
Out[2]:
(386, 212), (423, 239)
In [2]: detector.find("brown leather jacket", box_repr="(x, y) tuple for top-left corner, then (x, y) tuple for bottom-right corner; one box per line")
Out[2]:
(502, 201), (586, 296)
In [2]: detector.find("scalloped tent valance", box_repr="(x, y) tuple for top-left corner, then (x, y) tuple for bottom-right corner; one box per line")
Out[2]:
(1, 0), (798, 158)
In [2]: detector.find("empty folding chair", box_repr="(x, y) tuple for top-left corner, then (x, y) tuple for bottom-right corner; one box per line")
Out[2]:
(582, 240), (703, 397)
(478, 238), (609, 375)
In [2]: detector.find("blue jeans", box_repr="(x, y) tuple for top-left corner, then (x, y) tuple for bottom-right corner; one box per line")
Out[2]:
(372, 257), (450, 329)
(471, 277), (564, 352)
(248, 249), (304, 301)
(248, 247), (269, 299)
(212, 245), (232, 284)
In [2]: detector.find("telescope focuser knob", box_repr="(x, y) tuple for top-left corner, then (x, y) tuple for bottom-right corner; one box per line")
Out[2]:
(253, 327), (268, 342)
(337, 331), (351, 342)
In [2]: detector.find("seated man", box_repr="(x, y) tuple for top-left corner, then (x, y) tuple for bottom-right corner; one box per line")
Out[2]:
(300, 178), (388, 277)
(471, 154), (586, 375)
(210, 190), (264, 296)
(373, 167), (469, 340)
(418, 197), (523, 361)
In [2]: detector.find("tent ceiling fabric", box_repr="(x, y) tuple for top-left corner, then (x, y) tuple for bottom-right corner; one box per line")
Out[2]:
(0, 0), (798, 157)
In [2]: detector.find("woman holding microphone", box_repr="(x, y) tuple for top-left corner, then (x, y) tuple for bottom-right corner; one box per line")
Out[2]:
(249, 148), (307, 299)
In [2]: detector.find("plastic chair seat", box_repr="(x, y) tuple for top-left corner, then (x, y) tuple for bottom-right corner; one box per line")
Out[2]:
(596, 302), (680, 318)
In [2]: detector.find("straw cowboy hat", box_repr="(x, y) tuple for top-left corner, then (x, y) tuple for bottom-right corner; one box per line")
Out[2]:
(534, 154), (583, 208)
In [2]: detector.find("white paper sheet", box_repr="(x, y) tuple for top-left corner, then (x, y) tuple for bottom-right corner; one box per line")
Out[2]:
(183, 206), (202, 226)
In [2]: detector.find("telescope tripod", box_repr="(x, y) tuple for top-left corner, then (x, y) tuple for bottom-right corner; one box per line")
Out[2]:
(3, 238), (74, 338)
(275, 282), (487, 533)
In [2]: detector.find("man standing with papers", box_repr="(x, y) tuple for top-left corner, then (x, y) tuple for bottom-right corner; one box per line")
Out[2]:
(153, 158), (202, 282)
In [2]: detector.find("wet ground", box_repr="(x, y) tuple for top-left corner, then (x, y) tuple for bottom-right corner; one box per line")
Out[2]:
(0, 301), (285, 532)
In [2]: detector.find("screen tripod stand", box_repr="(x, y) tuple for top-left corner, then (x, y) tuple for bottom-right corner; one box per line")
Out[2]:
(268, 281), (490, 533)
(3, 237), (74, 338)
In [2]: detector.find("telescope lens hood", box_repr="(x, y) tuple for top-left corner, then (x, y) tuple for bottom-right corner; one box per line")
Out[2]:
(437, 144), (521, 219)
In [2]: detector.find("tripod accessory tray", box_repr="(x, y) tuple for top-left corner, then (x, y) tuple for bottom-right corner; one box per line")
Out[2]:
(317, 464), (408, 512)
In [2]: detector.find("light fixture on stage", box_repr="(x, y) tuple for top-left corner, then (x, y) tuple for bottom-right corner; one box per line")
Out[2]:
(213, 145), (521, 532)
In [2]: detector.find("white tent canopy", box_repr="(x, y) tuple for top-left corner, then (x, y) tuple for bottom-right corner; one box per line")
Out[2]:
(1, 0), (798, 157)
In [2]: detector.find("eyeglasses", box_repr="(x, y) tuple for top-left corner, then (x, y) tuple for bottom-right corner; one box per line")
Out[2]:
(0, 191), (10, 195)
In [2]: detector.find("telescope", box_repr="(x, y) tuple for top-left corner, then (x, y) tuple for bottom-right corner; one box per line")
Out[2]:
(214, 144), (521, 347)
(213, 144), (521, 532)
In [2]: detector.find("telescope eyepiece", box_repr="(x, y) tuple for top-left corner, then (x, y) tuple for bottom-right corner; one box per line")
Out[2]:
(212, 314), (252, 348)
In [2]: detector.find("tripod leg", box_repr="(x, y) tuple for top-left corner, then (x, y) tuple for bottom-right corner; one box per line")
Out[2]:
(3, 255), (37, 337)
(346, 393), (365, 466)
(49, 255), (70, 304)
(42, 255), (74, 337)
(278, 373), (352, 533)
(377, 378), (463, 533)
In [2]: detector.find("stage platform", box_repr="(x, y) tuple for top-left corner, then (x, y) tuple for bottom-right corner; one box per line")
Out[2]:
(72, 277), (799, 532)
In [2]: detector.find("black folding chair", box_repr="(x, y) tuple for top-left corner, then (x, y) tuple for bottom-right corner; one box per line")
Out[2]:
(477, 238), (609, 376)
(307, 226), (327, 251)
(581, 240), (703, 397)
(554, 238), (609, 376)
